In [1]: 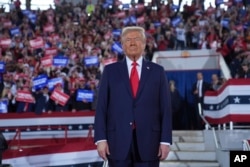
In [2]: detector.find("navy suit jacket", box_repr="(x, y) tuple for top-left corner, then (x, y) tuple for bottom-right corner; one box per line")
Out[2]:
(94, 59), (172, 161)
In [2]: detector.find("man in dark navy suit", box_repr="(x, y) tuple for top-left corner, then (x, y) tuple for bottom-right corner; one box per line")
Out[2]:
(94, 26), (172, 167)
(192, 72), (211, 130)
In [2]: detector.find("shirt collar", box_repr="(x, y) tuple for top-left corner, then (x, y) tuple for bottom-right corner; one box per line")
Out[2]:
(126, 56), (143, 67)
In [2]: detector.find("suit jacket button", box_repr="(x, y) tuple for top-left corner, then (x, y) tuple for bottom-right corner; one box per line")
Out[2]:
(129, 122), (133, 125)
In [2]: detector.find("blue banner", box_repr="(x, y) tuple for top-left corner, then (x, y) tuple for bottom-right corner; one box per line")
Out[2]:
(154, 22), (161, 27)
(32, 74), (48, 90)
(235, 0), (242, 2)
(76, 89), (94, 102)
(106, 0), (113, 4)
(84, 56), (99, 67)
(28, 13), (37, 24)
(123, 17), (130, 25)
(53, 56), (69, 66)
(10, 27), (21, 36)
(171, 4), (179, 10)
(47, 77), (63, 90)
(216, 0), (224, 5)
(111, 42), (123, 54)
(171, 17), (181, 27)
(102, 2), (109, 8)
(123, 3), (130, 9)
(0, 62), (5, 73)
(221, 18), (230, 28)
(0, 100), (8, 113)
(22, 10), (31, 15)
(112, 29), (122, 37)
(130, 16), (137, 24)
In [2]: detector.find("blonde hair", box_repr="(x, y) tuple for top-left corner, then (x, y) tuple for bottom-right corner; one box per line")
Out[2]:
(121, 26), (146, 44)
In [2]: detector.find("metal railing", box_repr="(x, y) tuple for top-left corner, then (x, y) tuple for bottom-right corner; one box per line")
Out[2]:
(2, 125), (69, 151)
(198, 103), (221, 149)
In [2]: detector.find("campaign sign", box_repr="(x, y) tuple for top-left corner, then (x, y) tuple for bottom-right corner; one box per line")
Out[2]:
(41, 56), (53, 67)
(53, 56), (69, 67)
(45, 48), (58, 56)
(16, 90), (35, 103)
(116, 12), (126, 18)
(0, 100), (8, 113)
(102, 2), (109, 8)
(111, 42), (123, 54)
(171, 17), (181, 27)
(29, 38), (44, 49)
(10, 27), (21, 36)
(27, 12), (37, 23)
(22, 10), (31, 16)
(0, 38), (11, 48)
(137, 16), (145, 24)
(47, 77), (63, 90)
(221, 18), (230, 28)
(76, 89), (94, 102)
(102, 57), (117, 66)
(123, 17), (130, 25)
(230, 151), (250, 167)
(154, 22), (161, 27)
(44, 25), (55, 32)
(106, 0), (113, 4)
(3, 20), (12, 27)
(112, 29), (121, 37)
(32, 74), (48, 90)
(50, 89), (70, 106)
(0, 62), (5, 73)
(216, 0), (224, 5)
(171, 4), (179, 10)
(130, 16), (137, 24)
(84, 56), (99, 67)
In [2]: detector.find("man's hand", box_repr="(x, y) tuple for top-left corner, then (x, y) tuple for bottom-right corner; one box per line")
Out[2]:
(97, 141), (110, 160)
(158, 144), (170, 160)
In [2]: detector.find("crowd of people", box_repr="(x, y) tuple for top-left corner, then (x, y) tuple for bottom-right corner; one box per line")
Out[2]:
(1, 0), (250, 127)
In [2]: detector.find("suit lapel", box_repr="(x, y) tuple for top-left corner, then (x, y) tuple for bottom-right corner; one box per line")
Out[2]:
(119, 59), (133, 97)
(136, 59), (150, 99)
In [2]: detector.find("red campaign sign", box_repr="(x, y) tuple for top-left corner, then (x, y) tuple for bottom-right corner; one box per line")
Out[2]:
(3, 21), (12, 27)
(104, 32), (111, 40)
(51, 34), (59, 41)
(50, 90), (70, 106)
(0, 38), (11, 48)
(117, 12), (126, 18)
(29, 38), (44, 49)
(16, 90), (35, 103)
(41, 56), (52, 67)
(43, 25), (55, 32)
(45, 48), (58, 56)
(137, 16), (145, 24)
(102, 57), (117, 66)
(235, 25), (243, 31)
(116, 1), (122, 5)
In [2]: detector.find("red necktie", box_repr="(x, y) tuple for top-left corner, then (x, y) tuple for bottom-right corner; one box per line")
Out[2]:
(130, 62), (139, 97)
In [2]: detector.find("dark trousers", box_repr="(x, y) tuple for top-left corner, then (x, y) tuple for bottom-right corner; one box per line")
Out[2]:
(108, 130), (159, 167)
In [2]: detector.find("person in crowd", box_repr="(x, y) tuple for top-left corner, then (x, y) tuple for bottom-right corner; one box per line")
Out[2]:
(16, 84), (34, 113)
(71, 78), (91, 112)
(34, 86), (50, 114)
(192, 72), (211, 130)
(48, 83), (70, 112)
(169, 80), (183, 130)
(94, 26), (172, 167)
(235, 61), (250, 79)
(210, 73), (222, 91)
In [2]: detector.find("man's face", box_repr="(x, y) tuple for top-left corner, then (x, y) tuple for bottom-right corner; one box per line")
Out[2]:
(122, 31), (145, 61)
